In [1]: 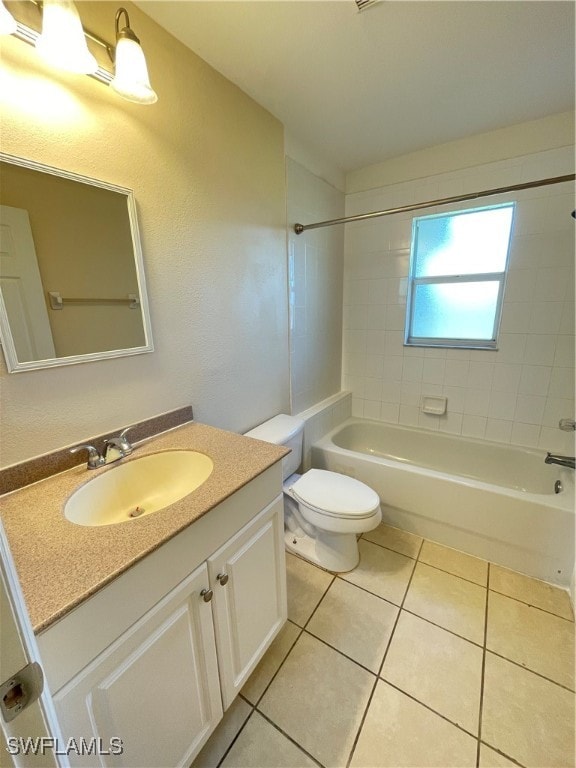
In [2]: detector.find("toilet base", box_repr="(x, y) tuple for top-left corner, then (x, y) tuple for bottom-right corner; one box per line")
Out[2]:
(284, 527), (360, 572)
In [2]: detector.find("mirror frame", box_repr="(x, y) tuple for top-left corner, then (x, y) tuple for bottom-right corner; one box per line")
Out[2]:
(0, 153), (154, 373)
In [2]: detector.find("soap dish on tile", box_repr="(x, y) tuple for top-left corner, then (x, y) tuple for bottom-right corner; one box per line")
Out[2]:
(421, 395), (447, 415)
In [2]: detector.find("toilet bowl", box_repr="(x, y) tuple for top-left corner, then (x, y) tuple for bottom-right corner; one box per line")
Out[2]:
(245, 415), (381, 572)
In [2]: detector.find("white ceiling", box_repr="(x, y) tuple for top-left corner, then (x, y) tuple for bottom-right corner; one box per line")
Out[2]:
(136, 1), (575, 173)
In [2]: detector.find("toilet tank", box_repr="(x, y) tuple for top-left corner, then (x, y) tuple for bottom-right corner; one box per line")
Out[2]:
(244, 414), (304, 480)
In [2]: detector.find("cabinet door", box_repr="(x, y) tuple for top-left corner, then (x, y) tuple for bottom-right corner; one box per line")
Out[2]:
(208, 496), (287, 709)
(52, 563), (222, 768)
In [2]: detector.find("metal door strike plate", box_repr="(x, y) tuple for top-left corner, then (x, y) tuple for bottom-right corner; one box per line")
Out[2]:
(0, 662), (44, 723)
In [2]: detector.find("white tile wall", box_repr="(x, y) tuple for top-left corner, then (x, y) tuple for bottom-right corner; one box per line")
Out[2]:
(287, 158), (345, 414)
(343, 147), (575, 452)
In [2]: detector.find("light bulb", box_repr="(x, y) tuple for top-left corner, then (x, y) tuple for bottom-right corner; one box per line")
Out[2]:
(110, 35), (157, 104)
(0, 1), (17, 35)
(36, 0), (97, 75)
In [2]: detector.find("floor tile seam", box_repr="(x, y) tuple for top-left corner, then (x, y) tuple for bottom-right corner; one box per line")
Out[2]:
(338, 540), (418, 603)
(250, 624), (305, 710)
(287, 551), (337, 578)
(375, 535), (423, 681)
(253, 707), (325, 768)
(214, 697), (255, 768)
(345, 537), (424, 768)
(400, 606), (485, 649)
(378, 678), (480, 741)
(301, 627), (380, 677)
(335, 573), (405, 610)
(476, 561), (491, 768)
(300, 573), (337, 632)
(360, 535), (420, 562)
(415, 557), (488, 588)
(479, 739), (527, 768)
(488, 586), (575, 623)
(485, 648), (576, 694)
(344, 673), (380, 768)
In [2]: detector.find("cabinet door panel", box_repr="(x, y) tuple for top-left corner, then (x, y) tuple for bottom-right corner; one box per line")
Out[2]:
(209, 496), (286, 708)
(53, 563), (222, 768)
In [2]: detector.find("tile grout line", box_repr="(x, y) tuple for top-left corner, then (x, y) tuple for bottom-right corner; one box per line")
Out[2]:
(216, 572), (338, 767)
(361, 534), (421, 563)
(484, 648), (576, 694)
(344, 536), (424, 768)
(214, 624), (305, 768)
(251, 623), (305, 709)
(365, 529), (489, 589)
(337, 572), (405, 609)
(380, 679), (480, 742)
(214, 699), (255, 768)
(301, 573), (337, 632)
(254, 708), (326, 768)
(302, 627), (380, 677)
(476, 561), (491, 768)
(416, 557), (489, 588)
(488, 586), (575, 622)
(401, 606), (485, 649)
(479, 739), (528, 768)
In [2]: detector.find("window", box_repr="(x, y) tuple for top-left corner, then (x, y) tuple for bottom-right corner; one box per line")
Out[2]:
(405, 203), (515, 349)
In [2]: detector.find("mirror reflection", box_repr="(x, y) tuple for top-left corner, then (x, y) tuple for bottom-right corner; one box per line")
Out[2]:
(0, 155), (153, 372)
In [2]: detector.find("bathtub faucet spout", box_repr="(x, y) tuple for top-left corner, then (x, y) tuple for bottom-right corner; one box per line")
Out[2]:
(545, 453), (575, 470)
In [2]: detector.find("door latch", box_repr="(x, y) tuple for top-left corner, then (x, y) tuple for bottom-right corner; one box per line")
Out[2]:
(0, 662), (44, 723)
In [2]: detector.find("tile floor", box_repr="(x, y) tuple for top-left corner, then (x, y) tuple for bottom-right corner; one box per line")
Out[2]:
(194, 523), (575, 768)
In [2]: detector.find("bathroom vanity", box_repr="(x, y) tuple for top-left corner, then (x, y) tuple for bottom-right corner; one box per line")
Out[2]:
(0, 420), (288, 767)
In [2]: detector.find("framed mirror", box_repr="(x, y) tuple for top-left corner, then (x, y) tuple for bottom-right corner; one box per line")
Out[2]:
(0, 153), (153, 373)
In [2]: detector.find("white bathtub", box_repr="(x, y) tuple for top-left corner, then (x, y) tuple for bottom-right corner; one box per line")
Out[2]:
(312, 418), (575, 586)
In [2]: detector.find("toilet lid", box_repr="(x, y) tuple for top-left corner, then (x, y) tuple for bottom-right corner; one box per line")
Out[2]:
(291, 469), (380, 519)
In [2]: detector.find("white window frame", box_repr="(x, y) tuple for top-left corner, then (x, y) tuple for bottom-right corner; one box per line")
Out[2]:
(404, 203), (515, 350)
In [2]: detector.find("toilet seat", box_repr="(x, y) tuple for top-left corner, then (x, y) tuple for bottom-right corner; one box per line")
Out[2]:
(291, 469), (380, 520)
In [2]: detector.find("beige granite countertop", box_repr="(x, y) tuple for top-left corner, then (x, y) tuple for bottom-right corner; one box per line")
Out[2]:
(0, 421), (288, 634)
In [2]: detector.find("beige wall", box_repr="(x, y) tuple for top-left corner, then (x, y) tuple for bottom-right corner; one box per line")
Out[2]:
(0, 2), (289, 466)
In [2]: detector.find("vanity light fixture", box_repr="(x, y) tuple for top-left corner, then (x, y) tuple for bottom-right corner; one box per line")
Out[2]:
(110, 8), (157, 105)
(1, 0), (157, 104)
(0, 1), (17, 35)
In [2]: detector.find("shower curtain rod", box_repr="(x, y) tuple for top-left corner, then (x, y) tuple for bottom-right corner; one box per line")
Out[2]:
(293, 173), (575, 234)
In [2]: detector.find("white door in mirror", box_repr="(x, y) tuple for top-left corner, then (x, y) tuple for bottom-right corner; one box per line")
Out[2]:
(0, 206), (56, 362)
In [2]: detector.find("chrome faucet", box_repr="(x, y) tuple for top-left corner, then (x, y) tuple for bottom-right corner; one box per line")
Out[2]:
(70, 444), (106, 470)
(103, 428), (133, 461)
(70, 428), (134, 470)
(545, 453), (575, 470)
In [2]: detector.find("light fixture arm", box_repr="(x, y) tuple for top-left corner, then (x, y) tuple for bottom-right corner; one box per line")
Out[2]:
(115, 7), (139, 48)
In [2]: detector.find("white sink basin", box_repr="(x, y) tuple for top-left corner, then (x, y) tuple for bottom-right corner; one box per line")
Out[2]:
(65, 451), (214, 527)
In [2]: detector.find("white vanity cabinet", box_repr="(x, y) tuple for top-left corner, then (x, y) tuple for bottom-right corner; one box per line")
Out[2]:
(208, 499), (287, 709)
(36, 466), (286, 768)
(51, 561), (223, 768)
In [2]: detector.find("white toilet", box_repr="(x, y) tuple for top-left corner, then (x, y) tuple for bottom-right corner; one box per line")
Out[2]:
(245, 414), (381, 572)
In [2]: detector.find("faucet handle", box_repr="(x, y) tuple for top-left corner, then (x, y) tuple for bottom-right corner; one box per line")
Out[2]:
(104, 427), (133, 456)
(70, 444), (105, 470)
(118, 427), (132, 448)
